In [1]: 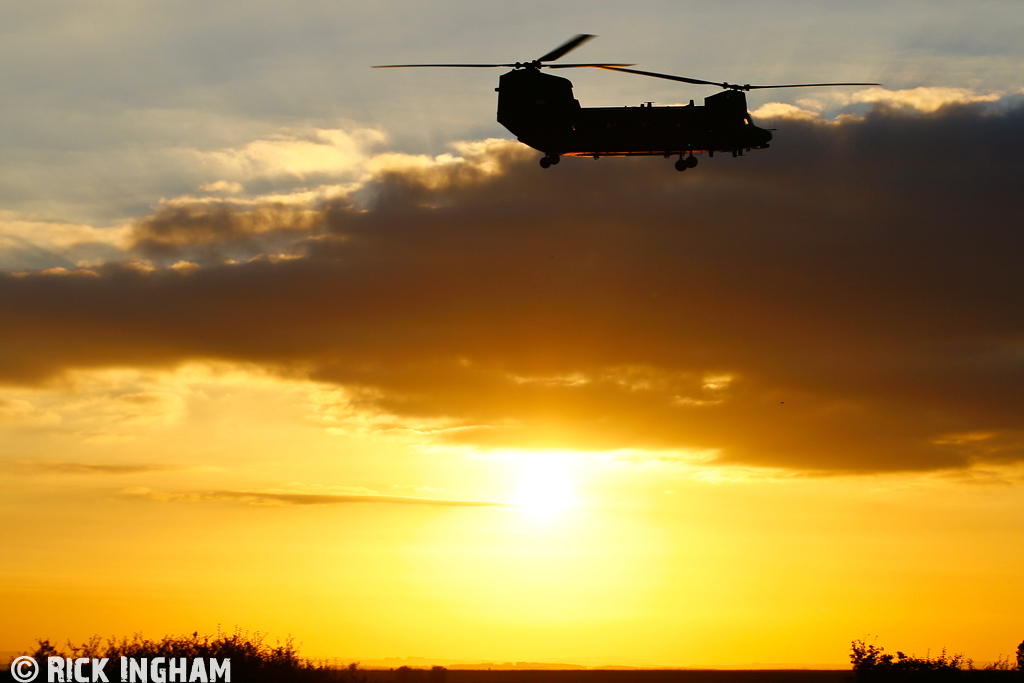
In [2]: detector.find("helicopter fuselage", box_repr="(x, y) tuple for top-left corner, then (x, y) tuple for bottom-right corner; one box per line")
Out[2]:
(496, 68), (772, 159)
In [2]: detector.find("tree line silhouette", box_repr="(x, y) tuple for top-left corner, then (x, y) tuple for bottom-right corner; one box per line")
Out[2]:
(4, 630), (1022, 682)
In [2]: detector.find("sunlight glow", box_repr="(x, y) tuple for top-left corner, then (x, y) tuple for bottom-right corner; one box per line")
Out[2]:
(510, 452), (579, 520)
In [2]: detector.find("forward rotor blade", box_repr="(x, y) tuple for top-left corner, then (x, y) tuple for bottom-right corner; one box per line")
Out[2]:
(373, 63), (516, 68)
(596, 66), (726, 87)
(537, 34), (595, 63)
(744, 82), (880, 89)
(372, 61), (634, 71)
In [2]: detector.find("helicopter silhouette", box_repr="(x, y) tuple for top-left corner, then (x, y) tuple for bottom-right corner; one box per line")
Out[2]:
(375, 35), (878, 171)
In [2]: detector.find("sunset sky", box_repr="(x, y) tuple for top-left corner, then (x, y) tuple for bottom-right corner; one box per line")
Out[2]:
(3, 0), (1024, 670)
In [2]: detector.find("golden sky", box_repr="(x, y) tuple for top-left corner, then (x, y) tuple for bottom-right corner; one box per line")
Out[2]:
(3, 0), (1024, 669)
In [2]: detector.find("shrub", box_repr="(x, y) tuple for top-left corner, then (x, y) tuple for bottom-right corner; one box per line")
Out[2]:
(851, 639), (966, 682)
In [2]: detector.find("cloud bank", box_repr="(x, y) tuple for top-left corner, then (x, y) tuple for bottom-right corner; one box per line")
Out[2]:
(2, 97), (1023, 474)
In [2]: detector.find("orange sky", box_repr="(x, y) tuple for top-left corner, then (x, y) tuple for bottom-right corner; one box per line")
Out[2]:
(3, 362), (1023, 666)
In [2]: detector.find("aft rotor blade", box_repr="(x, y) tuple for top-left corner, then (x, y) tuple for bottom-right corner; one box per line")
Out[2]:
(596, 66), (728, 87)
(599, 66), (879, 90)
(547, 63), (635, 69)
(372, 63), (517, 68)
(745, 82), (880, 89)
(537, 34), (595, 63)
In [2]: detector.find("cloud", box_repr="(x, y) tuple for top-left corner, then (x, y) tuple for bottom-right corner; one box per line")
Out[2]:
(0, 398), (61, 427)
(755, 87), (1011, 122)
(0, 213), (130, 272)
(122, 137), (530, 265)
(2, 98), (1024, 473)
(365, 139), (533, 192)
(0, 235), (75, 272)
(829, 86), (1004, 113)
(0, 369), (201, 447)
(182, 127), (388, 182)
(5, 460), (180, 475)
(57, 390), (188, 429)
(198, 181), (244, 194)
(131, 202), (326, 261)
(750, 102), (822, 122)
(119, 486), (511, 507)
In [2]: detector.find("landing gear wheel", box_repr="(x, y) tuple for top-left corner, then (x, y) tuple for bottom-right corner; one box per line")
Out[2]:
(686, 155), (698, 169)
(539, 157), (551, 169)
(675, 158), (688, 172)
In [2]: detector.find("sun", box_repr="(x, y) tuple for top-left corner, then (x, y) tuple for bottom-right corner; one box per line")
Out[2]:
(510, 452), (579, 519)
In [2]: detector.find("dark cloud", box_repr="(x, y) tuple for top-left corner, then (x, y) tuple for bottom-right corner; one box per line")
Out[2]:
(2, 101), (1023, 473)
(131, 201), (327, 262)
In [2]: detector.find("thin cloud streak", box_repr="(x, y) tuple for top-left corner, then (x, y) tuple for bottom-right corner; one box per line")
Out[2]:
(120, 487), (512, 507)
(5, 460), (183, 476)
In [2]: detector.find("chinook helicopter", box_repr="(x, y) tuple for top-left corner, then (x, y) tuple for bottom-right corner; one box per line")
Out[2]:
(375, 35), (878, 171)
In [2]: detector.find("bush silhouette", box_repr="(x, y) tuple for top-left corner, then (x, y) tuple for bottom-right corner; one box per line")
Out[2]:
(13, 628), (364, 683)
(851, 639), (966, 681)
(852, 638), (1022, 682)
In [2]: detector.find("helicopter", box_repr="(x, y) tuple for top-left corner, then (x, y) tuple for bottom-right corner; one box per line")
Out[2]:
(375, 35), (879, 171)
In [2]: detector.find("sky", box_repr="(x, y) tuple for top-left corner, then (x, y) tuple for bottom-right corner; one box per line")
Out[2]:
(2, 0), (1024, 670)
